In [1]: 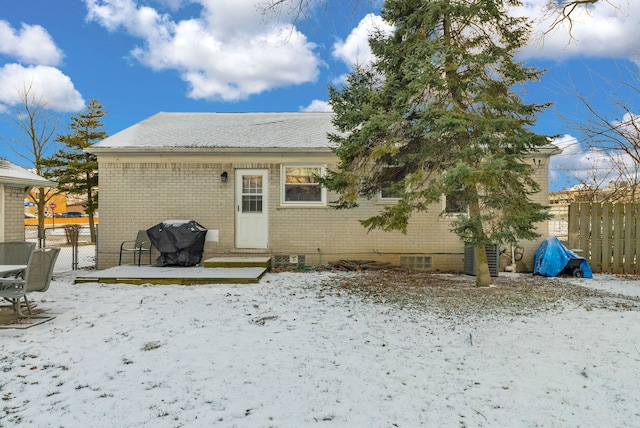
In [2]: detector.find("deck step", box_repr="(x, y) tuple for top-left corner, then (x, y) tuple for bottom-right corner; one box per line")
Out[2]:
(203, 256), (271, 269)
(75, 265), (267, 285)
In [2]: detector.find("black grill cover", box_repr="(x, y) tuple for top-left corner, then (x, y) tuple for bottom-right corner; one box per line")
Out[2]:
(146, 220), (207, 267)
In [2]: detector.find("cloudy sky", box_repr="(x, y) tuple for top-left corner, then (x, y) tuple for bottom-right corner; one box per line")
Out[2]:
(0, 0), (638, 191)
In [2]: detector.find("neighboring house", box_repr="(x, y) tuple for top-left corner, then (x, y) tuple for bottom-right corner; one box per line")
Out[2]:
(0, 158), (55, 241)
(24, 190), (89, 218)
(548, 184), (640, 242)
(88, 112), (560, 272)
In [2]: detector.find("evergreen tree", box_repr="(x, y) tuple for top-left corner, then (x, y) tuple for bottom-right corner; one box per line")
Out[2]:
(324, 0), (552, 286)
(45, 99), (107, 242)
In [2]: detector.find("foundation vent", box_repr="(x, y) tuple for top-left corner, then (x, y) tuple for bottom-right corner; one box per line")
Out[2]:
(274, 255), (306, 268)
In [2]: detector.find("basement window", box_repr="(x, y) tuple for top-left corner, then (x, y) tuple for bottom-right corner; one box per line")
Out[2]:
(400, 256), (432, 271)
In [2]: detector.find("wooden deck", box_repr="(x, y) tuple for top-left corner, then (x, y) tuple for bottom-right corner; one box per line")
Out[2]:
(75, 257), (271, 285)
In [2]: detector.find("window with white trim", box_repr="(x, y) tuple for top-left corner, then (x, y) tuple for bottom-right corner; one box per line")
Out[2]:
(378, 187), (402, 202)
(378, 166), (403, 202)
(442, 192), (468, 216)
(281, 166), (326, 205)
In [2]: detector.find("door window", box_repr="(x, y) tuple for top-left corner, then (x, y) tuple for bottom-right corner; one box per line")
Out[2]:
(242, 175), (263, 213)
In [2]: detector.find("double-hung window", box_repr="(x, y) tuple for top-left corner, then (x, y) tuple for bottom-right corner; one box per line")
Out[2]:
(281, 166), (326, 205)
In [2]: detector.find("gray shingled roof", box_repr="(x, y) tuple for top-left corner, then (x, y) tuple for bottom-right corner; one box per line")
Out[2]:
(90, 112), (337, 151)
(0, 158), (55, 187)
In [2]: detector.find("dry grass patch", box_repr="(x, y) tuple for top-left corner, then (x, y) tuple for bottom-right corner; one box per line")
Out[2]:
(318, 268), (640, 317)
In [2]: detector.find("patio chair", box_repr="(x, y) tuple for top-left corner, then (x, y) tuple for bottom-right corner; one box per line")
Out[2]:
(0, 241), (36, 277)
(119, 230), (152, 266)
(0, 247), (60, 317)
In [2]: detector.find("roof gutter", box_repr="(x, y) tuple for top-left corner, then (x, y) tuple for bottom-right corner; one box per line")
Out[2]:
(525, 144), (563, 157)
(1, 177), (56, 188)
(86, 147), (334, 155)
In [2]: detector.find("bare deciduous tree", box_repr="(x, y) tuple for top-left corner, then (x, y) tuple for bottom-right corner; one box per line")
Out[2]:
(261, 0), (613, 25)
(260, 0), (370, 22)
(562, 68), (640, 201)
(544, 0), (601, 35)
(1, 82), (62, 242)
(564, 153), (640, 202)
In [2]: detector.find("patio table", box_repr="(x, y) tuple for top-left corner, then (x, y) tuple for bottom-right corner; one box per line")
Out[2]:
(0, 265), (27, 278)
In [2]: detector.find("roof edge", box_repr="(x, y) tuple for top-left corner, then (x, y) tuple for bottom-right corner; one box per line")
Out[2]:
(1, 177), (56, 188)
(86, 147), (334, 154)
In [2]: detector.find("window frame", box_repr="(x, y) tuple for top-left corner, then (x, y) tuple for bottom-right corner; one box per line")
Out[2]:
(280, 165), (327, 206)
(378, 188), (402, 203)
(377, 166), (404, 203)
(441, 193), (469, 217)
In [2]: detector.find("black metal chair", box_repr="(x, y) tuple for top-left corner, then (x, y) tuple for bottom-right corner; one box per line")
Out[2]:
(119, 230), (152, 266)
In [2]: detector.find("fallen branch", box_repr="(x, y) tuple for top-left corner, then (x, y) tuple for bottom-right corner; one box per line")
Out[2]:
(329, 260), (392, 271)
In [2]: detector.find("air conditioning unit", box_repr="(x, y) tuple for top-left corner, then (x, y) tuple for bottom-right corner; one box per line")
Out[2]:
(464, 243), (499, 277)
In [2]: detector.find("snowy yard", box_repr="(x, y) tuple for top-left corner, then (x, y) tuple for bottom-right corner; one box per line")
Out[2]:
(1, 270), (639, 427)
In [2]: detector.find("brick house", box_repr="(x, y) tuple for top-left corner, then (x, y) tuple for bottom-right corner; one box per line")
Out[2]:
(0, 158), (54, 241)
(88, 112), (560, 271)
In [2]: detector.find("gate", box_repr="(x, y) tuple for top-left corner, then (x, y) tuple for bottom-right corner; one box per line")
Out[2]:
(25, 224), (96, 271)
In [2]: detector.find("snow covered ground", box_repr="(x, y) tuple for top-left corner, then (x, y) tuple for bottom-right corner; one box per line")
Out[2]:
(1, 271), (639, 427)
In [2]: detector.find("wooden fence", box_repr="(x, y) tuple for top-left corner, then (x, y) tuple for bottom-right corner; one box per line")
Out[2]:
(568, 203), (640, 274)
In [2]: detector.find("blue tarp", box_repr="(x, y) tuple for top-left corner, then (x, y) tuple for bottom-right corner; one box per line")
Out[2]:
(533, 236), (593, 278)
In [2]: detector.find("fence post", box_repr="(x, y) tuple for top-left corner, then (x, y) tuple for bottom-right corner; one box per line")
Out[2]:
(72, 225), (79, 270)
(568, 204), (579, 249)
(613, 204), (624, 274)
(602, 203), (611, 273)
(578, 203), (590, 259)
(635, 204), (640, 275)
(591, 203), (602, 273)
(623, 204), (636, 273)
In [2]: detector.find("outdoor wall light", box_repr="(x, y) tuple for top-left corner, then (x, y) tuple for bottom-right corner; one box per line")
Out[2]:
(221, 171), (228, 182)
(531, 158), (545, 170)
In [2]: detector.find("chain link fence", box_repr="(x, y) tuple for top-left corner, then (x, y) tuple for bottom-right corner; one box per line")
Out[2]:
(25, 224), (97, 272)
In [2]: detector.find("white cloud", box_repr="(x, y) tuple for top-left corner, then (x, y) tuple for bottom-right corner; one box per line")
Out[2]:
(332, 13), (394, 70)
(515, 0), (640, 64)
(0, 64), (85, 112)
(549, 134), (593, 187)
(300, 99), (332, 112)
(612, 112), (640, 142)
(549, 133), (638, 189)
(0, 20), (83, 114)
(552, 134), (583, 156)
(330, 2), (639, 67)
(0, 20), (63, 66)
(84, 0), (320, 101)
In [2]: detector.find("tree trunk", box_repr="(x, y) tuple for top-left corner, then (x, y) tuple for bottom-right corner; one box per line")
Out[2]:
(86, 188), (97, 243)
(88, 215), (96, 243)
(36, 187), (46, 248)
(468, 196), (492, 287)
(474, 245), (492, 287)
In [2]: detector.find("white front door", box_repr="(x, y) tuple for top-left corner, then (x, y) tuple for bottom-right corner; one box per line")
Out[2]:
(235, 169), (268, 249)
